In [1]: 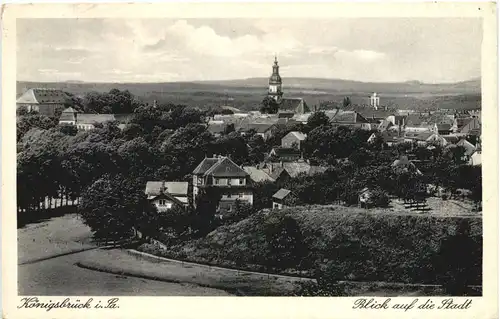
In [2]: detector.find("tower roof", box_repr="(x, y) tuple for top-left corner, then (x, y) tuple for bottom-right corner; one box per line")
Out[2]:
(269, 56), (282, 84)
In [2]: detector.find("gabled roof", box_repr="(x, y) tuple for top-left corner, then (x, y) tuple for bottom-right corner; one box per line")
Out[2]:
(437, 123), (452, 131)
(245, 123), (275, 133)
(279, 98), (310, 114)
(405, 114), (428, 127)
(145, 181), (189, 197)
(426, 133), (448, 146)
(203, 157), (248, 177)
(284, 131), (307, 141)
(377, 119), (393, 131)
(456, 139), (476, 156)
(17, 88), (69, 104)
(243, 166), (274, 182)
(148, 192), (185, 207)
(442, 135), (460, 144)
(59, 108), (77, 122)
(331, 111), (368, 123)
(192, 157), (220, 175)
(272, 188), (292, 200)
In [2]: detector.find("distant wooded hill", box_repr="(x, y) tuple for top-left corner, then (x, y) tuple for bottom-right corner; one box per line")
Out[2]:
(17, 77), (481, 112)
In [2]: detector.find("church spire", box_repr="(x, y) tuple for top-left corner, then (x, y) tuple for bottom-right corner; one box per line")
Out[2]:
(268, 55), (283, 103)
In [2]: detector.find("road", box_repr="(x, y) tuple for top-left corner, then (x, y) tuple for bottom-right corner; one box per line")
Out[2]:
(18, 213), (230, 296)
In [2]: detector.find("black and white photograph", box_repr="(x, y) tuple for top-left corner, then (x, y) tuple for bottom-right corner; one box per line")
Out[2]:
(14, 13), (486, 299)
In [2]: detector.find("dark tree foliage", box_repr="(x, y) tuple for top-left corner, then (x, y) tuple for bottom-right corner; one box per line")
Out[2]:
(305, 111), (330, 133)
(58, 124), (78, 136)
(79, 174), (157, 242)
(191, 188), (222, 236)
(17, 114), (57, 141)
(260, 96), (279, 114)
(264, 215), (308, 271)
(83, 89), (141, 114)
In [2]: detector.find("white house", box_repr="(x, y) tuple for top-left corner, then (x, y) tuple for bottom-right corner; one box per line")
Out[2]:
(145, 181), (189, 212)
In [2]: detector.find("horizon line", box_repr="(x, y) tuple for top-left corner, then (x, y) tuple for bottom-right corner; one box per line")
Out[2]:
(16, 76), (481, 86)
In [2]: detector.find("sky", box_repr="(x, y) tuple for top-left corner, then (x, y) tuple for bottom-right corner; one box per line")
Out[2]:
(17, 18), (482, 83)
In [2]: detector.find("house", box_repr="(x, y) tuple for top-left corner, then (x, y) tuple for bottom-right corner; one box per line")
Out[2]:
(456, 139), (477, 158)
(192, 156), (253, 212)
(262, 161), (327, 178)
(469, 150), (482, 166)
(436, 123), (452, 135)
(17, 88), (70, 117)
(426, 133), (448, 147)
(207, 122), (227, 137)
(243, 165), (291, 185)
(58, 107), (133, 130)
(403, 131), (434, 146)
(268, 147), (302, 162)
(329, 110), (371, 130)
(281, 131), (307, 150)
(239, 123), (275, 140)
(458, 118), (481, 135)
(272, 189), (298, 209)
(451, 117), (473, 133)
(243, 166), (275, 183)
(367, 131), (400, 146)
(279, 98), (310, 114)
(145, 181), (189, 212)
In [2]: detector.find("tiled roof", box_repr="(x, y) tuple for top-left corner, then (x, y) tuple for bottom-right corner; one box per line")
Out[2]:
(279, 98), (310, 114)
(76, 114), (116, 125)
(192, 158), (220, 175)
(145, 181), (189, 196)
(272, 188), (292, 200)
(437, 123), (452, 131)
(378, 120), (393, 131)
(203, 157), (248, 177)
(243, 166), (274, 182)
(405, 114), (428, 127)
(358, 109), (394, 119)
(285, 131), (307, 141)
(241, 123), (275, 133)
(456, 139), (476, 156)
(17, 88), (69, 104)
(331, 111), (368, 123)
(442, 135), (460, 144)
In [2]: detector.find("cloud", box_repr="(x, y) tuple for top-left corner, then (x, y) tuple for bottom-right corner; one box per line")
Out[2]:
(145, 20), (303, 58)
(17, 18), (481, 83)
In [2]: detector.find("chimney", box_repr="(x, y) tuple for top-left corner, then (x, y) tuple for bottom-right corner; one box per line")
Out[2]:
(280, 161), (283, 168)
(160, 181), (166, 194)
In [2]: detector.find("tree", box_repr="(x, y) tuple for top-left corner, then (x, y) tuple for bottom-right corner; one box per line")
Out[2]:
(264, 215), (307, 271)
(212, 131), (248, 165)
(58, 124), (78, 136)
(17, 114), (57, 141)
(191, 188), (222, 236)
(247, 134), (268, 165)
(79, 175), (156, 242)
(260, 97), (279, 114)
(305, 111), (330, 133)
(342, 96), (351, 109)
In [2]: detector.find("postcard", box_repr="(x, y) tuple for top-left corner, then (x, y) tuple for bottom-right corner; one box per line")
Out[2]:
(2, 2), (498, 319)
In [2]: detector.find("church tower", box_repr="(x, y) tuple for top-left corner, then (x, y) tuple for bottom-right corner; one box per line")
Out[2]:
(268, 55), (283, 103)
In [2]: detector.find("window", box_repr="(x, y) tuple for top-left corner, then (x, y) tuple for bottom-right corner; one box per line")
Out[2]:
(227, 193), (232, 198)
(214, 178), (218, 185)
(159, 200), (166, 206)
(239, 179), (244, 185)
(239, 193), (243, 198)
(228, 179), (232, 186)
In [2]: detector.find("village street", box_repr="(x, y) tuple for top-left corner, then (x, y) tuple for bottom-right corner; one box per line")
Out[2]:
(18, 213), (230, 296)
